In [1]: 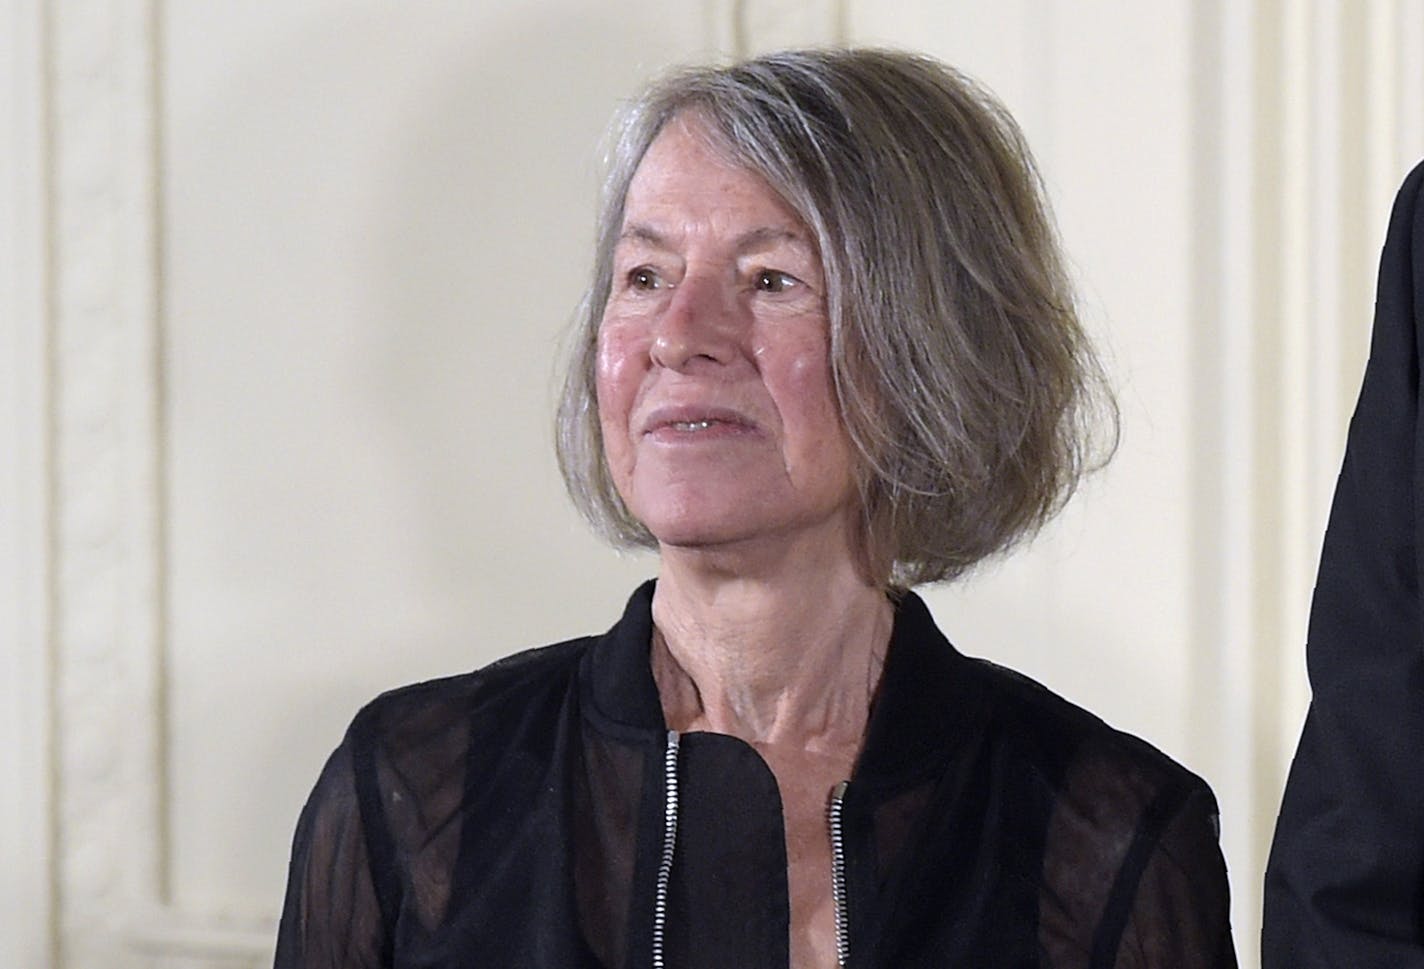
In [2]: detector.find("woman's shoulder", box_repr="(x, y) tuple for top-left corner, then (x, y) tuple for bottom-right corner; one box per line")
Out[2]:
(343, 635), (595, 770)
(963, 654), (1218, 817)
(962, 657), (1232, 962)
(885, 592), (1215, 815)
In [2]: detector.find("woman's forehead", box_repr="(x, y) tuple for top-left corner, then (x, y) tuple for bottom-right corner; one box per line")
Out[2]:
(621, 116), (815, 244)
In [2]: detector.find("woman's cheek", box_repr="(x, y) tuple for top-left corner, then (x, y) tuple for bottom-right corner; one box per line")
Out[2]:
(595, 326), (643, 411)
(594, 324), (647, 479)
(778, 338), (837, 400)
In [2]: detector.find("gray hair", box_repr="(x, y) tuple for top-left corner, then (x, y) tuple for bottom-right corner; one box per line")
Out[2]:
(556, 48), (1117, 587)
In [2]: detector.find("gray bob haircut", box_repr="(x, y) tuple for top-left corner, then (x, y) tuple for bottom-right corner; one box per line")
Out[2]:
(556, 47), (1117, 587)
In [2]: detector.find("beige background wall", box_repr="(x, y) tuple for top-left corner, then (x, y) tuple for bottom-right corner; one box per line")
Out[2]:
(6, 2), (1424, 967)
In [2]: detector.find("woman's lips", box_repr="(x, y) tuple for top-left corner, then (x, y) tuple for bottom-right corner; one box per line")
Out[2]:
(641, 406), (760, 442)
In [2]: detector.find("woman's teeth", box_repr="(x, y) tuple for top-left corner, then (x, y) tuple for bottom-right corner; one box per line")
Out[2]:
(672, 420), (715, 431)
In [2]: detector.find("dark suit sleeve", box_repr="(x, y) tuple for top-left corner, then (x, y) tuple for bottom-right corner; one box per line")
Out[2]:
(1262, 160), (1424, 967)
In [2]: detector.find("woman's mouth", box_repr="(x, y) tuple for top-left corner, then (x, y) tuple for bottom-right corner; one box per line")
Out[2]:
(641, 408), (760, 442)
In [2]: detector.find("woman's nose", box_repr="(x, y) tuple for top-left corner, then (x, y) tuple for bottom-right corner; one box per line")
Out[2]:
(649, 273), (738, 371)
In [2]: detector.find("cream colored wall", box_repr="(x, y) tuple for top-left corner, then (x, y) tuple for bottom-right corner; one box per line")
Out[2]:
(3, 5), (52, 969)
(5, 1), (1424, 967)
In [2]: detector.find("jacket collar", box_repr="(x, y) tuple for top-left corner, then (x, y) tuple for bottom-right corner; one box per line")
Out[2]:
(581, 579), (987, 788)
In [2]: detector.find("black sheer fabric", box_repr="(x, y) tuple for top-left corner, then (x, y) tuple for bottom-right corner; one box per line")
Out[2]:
(276, 583), (1235, 968)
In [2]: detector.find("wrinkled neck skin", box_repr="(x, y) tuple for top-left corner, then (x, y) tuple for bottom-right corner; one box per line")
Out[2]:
(650, 525), (893, 754)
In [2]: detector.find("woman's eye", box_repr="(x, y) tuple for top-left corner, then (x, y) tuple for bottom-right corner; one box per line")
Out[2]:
(755, 270), (798, 293)
(628, 267), (661, 290)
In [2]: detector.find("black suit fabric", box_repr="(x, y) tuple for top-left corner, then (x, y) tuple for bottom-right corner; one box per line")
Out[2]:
(1263, 159), (1424, 967)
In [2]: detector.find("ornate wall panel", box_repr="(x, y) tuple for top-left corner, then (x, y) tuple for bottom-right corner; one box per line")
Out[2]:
(44, 0), (176, 965)
(38, 3), (774, 967)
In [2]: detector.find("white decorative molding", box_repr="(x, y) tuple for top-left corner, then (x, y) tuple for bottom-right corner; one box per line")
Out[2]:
(1183, 3), (1270, 961)
(45, 1), (294, 964)
(46, 0), (166, 966)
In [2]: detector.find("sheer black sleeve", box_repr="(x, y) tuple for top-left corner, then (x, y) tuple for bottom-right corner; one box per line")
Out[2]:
(274, 734), (391, 969)
(1112, 784), (1237, 968)
(1040, 736), (1236, 969)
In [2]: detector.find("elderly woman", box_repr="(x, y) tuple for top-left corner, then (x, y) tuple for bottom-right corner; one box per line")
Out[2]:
(276, 49), (1235, 968)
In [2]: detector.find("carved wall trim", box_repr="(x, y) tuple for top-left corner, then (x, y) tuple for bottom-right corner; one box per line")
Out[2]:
(45, 0), (167, 965)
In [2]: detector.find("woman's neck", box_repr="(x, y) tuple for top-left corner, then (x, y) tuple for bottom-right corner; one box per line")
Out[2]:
(650, 545), (893, 751)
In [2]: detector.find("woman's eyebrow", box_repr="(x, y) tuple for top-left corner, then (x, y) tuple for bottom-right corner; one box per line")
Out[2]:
(733, 226), (815, 256)
(616, 223), (667, 247)
(616, 223), (813, 254)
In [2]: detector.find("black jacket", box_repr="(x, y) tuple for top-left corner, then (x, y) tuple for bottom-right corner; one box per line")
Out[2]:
(276, 582), (1235, 967)
(1263, 161), (1424, 966)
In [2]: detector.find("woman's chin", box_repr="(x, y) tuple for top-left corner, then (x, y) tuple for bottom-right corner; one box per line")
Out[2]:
(644, 517), (762, 552)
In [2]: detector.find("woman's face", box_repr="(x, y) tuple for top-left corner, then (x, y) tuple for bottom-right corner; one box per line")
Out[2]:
(595, 115), (859, 557)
